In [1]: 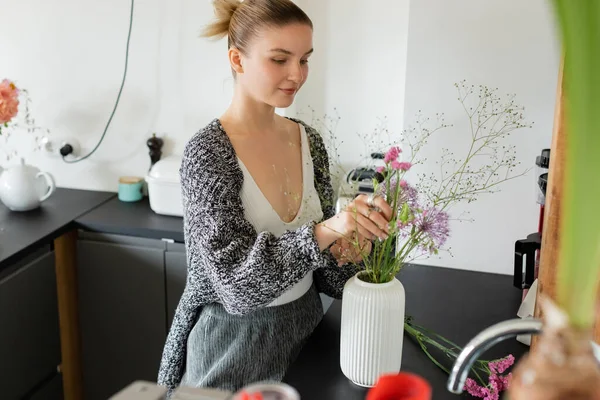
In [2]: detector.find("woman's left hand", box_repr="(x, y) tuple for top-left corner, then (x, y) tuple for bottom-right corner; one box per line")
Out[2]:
(330, 233), (372, 266)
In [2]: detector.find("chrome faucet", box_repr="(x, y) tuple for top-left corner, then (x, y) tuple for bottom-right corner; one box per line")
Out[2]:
(446, 318), (543, 394)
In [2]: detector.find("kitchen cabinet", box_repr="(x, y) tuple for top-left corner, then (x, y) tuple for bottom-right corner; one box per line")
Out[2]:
(75, 229), (336, 400)
(77, 233), (167, 400)
(29, 373), (63, 400)
(0, 247), (61, 400)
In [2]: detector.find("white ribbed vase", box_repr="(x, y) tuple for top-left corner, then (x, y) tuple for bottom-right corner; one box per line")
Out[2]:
(340, 272), (406, 387)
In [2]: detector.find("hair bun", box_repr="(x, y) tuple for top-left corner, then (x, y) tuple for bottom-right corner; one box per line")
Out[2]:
(201, 0), (242, 39)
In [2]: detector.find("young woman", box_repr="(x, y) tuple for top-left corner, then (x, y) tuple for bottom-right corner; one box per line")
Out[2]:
(157, 0), (393, 395)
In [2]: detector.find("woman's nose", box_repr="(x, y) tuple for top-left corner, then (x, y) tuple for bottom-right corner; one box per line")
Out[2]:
(288, 62), (304, 83)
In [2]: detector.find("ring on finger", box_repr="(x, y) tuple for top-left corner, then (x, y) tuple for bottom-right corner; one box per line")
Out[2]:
(367, 193), (377, 208)
(365, 208), (373, 218)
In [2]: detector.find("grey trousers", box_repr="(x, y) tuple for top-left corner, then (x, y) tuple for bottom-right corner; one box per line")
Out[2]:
(180, 283), (323, 392)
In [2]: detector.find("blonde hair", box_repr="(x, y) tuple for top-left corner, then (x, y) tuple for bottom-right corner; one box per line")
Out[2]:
(201, 0), (313, 54)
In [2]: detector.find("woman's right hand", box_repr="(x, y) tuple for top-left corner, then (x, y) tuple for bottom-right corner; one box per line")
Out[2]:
(315, 194), (394, 251)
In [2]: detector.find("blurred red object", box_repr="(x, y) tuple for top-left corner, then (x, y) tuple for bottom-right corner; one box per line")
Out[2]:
(366, 373), (432, 400)
(237, 390), (264, 400)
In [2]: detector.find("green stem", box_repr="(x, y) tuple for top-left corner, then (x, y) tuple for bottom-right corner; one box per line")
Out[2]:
(552, 0), (600, 330)
(404, 320), (491, 388)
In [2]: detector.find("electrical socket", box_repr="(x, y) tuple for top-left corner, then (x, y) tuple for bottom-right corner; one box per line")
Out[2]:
(42, 136), (81, 158)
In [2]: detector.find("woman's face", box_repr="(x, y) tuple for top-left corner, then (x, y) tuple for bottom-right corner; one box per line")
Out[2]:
(233, 23), (313, 108)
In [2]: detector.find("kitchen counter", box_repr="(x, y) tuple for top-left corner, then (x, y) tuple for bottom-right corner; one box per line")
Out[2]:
(0, 188), (115, 273)
(3, 189), (528, 399)
(283, 264), (528, 399)
(76, 196), (184, 243)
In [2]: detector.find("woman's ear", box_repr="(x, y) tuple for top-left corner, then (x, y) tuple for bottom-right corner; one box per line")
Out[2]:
(228, 48), (244, 74)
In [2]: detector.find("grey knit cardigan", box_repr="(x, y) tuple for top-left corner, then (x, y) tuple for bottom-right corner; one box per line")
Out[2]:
(157, 118), (359, 392)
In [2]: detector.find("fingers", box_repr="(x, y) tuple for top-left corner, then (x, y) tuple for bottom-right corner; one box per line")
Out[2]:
(359, 237), (372, 254)
(336, 211), (376, 241)
(359, 193), (394, 221)
(343, 208), (389, 241)
(354, 201), (390, 234)
(374, 197), (394, 221)
(339, 238), (361, 265)
(331, 233), (373, 266)
(331, 238), (352, 266)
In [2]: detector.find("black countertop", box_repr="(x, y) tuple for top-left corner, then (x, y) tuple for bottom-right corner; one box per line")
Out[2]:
(283, 264), (527, 399)
(0, 188), (115, 272)
(1, 187), (528, 398)
(75, 196), (184, 242)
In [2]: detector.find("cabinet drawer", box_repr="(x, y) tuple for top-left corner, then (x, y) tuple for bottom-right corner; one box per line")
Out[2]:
(0, 250), (60, 399)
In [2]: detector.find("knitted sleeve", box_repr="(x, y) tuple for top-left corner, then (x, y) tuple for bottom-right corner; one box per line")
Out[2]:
(295, 120), (360, 299)
(180, 128), (335, 316)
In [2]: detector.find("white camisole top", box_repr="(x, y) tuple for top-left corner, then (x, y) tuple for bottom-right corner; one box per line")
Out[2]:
(236, 124), (324, 307)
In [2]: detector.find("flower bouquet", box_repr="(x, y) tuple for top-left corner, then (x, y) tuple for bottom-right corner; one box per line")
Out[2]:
(337, 82), (530, 392)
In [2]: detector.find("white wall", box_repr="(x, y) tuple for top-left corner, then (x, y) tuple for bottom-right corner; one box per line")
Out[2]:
(1, 0), (408, 192)
(0, 0), (233, 191)
(401, 0), (560, 274)
(294, 0), (410, 191)
(1, 0), (560, 275)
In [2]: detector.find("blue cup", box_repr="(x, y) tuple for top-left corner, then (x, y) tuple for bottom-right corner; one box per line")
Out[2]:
(118, 176), (144, 202)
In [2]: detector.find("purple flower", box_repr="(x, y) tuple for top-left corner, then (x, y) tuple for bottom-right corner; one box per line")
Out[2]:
(414, 207), (450, 251)
(377, 178), (419, 208)
(384, 146), (401, 163)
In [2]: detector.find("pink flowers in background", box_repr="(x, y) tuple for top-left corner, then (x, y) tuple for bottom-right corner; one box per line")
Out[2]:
(383, 146), (401, 163)
(464, 355), (515, 400)
(0, 79), (51, 163)
(0, 79), (20, 134)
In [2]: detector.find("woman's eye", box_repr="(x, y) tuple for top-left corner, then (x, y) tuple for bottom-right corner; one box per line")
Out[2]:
(272, 59), (286, 64)
(300, 59), (309, 65)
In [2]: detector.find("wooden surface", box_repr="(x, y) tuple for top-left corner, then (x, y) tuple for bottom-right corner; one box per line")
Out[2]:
(533, 59), (600, 345)
(54, 229), (83, 400)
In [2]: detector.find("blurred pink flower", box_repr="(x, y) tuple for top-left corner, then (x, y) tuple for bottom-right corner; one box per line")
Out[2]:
(397, 162), (412, 171)
(464, 354), (514, 399)
(489, 354), (515, 374)
(384, 146), (401, 163)
(465, 378), (491, 399)
(0, 79), (20, 126)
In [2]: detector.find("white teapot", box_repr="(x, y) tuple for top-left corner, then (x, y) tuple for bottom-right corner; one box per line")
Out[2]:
(0, 158), (56, 211)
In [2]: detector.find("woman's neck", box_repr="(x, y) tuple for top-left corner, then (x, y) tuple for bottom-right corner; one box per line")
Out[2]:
(222, 89), (279, 135)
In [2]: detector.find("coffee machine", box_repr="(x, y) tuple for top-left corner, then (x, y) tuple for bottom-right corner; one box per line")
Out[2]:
(335, 153), (384, 213)
(513, 149), (550, 299)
